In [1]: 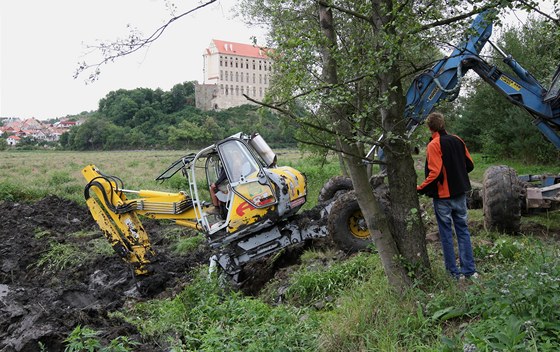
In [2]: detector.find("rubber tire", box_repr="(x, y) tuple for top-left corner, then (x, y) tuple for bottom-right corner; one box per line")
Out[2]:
(328, 190), (374, 252)
(483, 165), (522, 234)
(318, 176), (354, 204)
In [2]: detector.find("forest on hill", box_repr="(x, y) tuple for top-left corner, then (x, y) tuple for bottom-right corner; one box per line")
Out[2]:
(59, 82), (298, 150)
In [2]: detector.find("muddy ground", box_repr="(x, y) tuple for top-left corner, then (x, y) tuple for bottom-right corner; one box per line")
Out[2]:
(0, 196), (321, 351)
(1, 195), (556, 351)
(0, 196), (220, 351)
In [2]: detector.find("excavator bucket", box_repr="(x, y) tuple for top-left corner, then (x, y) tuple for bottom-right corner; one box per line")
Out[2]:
(82, 165), (155, 275)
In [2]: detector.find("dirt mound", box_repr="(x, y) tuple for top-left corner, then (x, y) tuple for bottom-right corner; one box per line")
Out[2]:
(0, 196), (211, 352)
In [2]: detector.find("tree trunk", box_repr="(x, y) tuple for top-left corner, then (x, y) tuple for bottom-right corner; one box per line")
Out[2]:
(318, 2), (411, 291)
(372, 0), (431, 277)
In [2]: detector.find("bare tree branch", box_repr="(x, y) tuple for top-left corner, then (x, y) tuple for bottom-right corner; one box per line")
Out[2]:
(517, 0), (560, 25)
(242, 94), (337, 135)
(74, 0), (218, 83)
(273, 74), (367, 107)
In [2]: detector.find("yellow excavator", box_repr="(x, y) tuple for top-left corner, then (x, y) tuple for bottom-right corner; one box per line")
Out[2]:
(82, 132), (372, 282)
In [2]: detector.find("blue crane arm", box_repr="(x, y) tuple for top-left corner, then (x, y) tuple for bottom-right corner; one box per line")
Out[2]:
(403, 10), (560, 149)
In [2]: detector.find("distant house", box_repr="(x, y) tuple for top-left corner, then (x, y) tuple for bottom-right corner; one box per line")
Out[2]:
(6, 135), (21, 146)
(22, 118), (43, 130)
(46, 128), (67, 141)
(29, 130), (48, 140)
(55, 120), (76, 128)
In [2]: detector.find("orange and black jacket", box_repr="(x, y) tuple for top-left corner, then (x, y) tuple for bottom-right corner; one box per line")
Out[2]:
(417, 130), (474, 199)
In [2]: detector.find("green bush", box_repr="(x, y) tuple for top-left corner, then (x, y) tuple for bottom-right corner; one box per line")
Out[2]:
(0, 181), (45, 202)
(463, 249), (560, 349)
(172, 234), (205, 253)
(284, 252), (381, 307)
(64, 325), (140, 352)
(117, 269), (319, 351)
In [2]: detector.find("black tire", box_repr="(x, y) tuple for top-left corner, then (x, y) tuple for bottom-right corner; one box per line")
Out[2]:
(318, 176), (354, 204)
(328, 190), (374, 252)
(483, 165), (523, 234)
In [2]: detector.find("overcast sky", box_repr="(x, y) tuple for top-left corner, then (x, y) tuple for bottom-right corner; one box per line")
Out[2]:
(0, 0), (266, 120)
(0, 2), (555, 121)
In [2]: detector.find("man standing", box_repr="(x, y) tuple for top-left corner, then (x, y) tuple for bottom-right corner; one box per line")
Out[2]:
(417, 112), (477, 279)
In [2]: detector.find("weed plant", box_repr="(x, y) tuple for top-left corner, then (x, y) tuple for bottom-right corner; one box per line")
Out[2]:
(114, 268), (321, 351)
(64, 325), (140, 352)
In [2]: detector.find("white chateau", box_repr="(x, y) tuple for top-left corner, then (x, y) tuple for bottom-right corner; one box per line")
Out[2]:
(195, 39), (273, 111)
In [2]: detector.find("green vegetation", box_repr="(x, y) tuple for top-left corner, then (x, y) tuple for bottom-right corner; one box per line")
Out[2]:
(112, 268), (320, 351)
(56, 82), (297, 151)
(35, 241), (84, 273)
(1, 150), (558, 351)
(104, 235), (559, 351)
(64, 325), (140, 352)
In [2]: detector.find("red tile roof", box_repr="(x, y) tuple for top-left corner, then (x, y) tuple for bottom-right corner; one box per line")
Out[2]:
(211, 39), (271, 59)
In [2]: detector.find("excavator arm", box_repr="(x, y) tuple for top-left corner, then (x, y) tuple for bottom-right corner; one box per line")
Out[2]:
(403, 10), (560, 149)
(82, 164), (198, 275)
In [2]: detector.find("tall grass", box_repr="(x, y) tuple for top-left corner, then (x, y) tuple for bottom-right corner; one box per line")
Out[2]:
(2, 149), (559, 205)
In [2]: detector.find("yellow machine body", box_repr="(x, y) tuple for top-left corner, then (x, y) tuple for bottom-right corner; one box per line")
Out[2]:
(81, 133), (309, 276)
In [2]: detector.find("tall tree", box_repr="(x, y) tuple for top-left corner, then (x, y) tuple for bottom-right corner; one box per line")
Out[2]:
(239, 0), (557, 290)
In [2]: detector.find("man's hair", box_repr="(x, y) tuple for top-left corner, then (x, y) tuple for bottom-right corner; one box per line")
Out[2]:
(426, 112), (445, 132)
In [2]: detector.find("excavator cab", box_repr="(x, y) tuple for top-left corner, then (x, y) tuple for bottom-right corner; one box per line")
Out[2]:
(205, 139), (278, 234)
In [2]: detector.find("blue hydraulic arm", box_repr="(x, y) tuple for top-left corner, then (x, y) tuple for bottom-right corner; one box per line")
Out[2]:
(403, 10), (560, 149)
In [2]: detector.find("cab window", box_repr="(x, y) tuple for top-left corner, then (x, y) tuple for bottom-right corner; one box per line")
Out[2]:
(219, 141), (259, 183)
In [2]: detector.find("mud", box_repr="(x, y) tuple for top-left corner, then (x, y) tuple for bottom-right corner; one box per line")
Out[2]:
(0, 196), (213, 351)
(0, 195), (322, 351)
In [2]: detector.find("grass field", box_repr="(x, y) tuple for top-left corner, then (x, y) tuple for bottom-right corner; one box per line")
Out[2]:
(1, 149), (559, 205)
(2, 149), (560, 351)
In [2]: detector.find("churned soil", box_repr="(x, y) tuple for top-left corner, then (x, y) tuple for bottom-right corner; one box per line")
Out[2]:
(0, 195), (323, 351)
(0, 196), (213, 352)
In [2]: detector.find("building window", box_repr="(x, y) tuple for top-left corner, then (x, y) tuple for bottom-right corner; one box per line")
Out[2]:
(220, 59), (222, 67)
(264, 75), (267, 84)
(235, 72), (239, 82)
(259, 61), (262, 70)
(240, 73), (243, 83)
(225, 60), (228, 67)
(235, 85), (239, 96)
(259, 74), (262, 84)
(220, 70), (223, 80)
(241, 86), (244, 95)
(259, 87), (263, 97)
(246, 73), (249, 82)
(253, 73), (256, 84)
(225, 85), (229, 95)
(220, 84), (224, 94)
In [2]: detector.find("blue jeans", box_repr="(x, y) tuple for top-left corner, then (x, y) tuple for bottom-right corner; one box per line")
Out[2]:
(433, 194), (476, 278)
